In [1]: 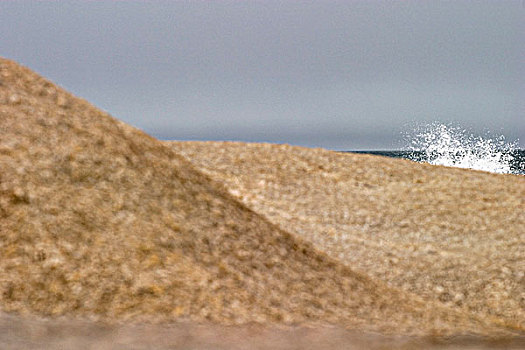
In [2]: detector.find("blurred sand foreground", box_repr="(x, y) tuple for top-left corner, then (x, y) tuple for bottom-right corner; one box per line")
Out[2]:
(1, 313), (525, 350)
(0, 57), (524, 348)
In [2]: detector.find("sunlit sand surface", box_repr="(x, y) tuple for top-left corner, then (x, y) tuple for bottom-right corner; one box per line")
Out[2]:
(170, 141), (525, 331)
(1, 57), (523, 348)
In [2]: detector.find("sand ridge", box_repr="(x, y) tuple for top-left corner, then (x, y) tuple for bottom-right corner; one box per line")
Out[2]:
(0, 57), (522, 339)
(169, 141), (525, 331)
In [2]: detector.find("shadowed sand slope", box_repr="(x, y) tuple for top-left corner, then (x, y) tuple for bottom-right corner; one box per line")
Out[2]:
(170, 141), (525, 332)
(0, 58), (519, 338)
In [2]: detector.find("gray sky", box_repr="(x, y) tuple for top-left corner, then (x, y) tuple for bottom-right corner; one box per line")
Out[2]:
(1, 1), (523, 149)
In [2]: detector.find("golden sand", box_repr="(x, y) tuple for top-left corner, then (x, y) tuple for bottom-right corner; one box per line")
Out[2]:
(0, 58), (524, 344)
(170, 141), (525, 332)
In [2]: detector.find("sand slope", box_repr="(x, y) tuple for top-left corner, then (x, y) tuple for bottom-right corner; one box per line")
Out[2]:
(0, 58), (520, 337)
(170, 141), (525, 332)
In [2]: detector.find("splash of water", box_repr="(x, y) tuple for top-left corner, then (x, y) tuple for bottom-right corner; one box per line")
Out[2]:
(406, 123), (519, 174)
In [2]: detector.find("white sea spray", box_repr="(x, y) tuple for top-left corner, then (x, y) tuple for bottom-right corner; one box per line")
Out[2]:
(406, 123), (519, 174)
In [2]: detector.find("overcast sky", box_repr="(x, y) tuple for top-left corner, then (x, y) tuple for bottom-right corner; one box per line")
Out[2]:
(1, 1), (523, 149)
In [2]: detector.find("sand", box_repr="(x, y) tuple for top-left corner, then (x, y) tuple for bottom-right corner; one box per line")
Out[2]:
(2, 312), (525, 350)
(0, 57), (524, 347)
(169, 141), (525, 331)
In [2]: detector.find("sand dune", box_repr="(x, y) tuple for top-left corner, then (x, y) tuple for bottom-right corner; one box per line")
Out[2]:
(0, 58), (524, 347)
(169, 141), (525, 331)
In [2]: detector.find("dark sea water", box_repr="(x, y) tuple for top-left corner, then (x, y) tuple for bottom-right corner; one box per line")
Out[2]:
(348, 150), (525, 175)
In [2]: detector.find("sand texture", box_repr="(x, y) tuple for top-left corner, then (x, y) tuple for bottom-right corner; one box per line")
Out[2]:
(0, 58), (524, 347)
(170, 141), (525, 330)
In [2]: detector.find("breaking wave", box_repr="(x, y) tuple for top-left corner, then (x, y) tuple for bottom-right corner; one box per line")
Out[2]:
(406, 123), (520, 174)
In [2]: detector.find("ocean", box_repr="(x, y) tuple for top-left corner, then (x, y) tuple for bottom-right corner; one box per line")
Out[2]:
(348, 124), (525, 175)
(349, 149), (525, 175)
